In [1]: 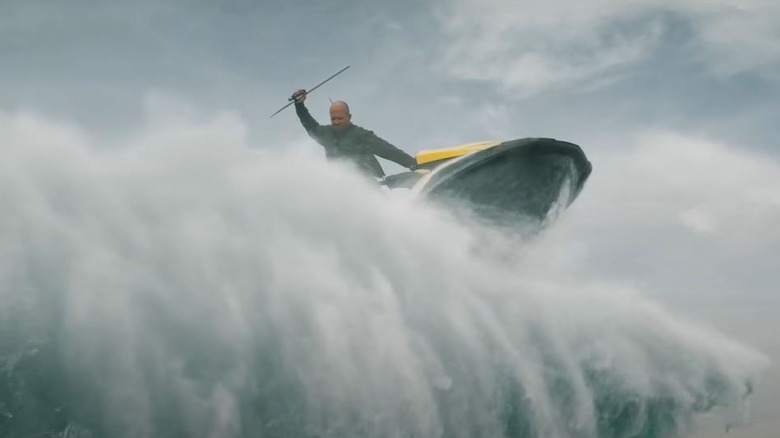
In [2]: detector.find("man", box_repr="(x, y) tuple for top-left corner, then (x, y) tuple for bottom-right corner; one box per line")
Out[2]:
(291, 89), (417, 181)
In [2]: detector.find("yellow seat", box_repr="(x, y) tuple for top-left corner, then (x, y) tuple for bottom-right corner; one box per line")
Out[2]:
(415, 141), (501, 166)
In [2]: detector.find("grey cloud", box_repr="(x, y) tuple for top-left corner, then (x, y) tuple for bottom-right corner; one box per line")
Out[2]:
(430, 0), (780, 95)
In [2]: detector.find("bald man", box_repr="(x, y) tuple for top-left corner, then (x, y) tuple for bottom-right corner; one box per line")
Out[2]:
(292, 89), (417, 181)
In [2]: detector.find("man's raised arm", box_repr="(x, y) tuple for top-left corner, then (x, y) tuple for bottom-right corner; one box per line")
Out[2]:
(292, 89), (320, 135)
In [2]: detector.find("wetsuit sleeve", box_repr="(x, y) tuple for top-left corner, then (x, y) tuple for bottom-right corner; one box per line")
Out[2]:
(364, 130), (417, 169)
(294, 102), (320, 135)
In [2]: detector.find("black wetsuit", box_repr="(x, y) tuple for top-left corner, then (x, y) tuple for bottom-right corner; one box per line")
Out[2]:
(294, 102), (416, 179)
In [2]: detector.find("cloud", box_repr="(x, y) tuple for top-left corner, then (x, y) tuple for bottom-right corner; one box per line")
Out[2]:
(688, 0), (780, 77)
(543, 130), (780, 306)
(597, 132), (780, 238)
(430, 0), (780, 96)
(680, 208), (716, 234)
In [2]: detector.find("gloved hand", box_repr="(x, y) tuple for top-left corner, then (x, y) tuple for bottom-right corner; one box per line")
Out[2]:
(291, 89), (307, 103)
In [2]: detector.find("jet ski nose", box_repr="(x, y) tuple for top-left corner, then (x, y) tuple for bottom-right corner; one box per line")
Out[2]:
(386, 138), (592, 229)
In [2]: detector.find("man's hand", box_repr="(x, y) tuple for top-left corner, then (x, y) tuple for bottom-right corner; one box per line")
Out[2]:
(292, 89), (307, 103)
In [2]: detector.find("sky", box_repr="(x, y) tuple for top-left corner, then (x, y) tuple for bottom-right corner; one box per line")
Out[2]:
(2, 0), (779, 436)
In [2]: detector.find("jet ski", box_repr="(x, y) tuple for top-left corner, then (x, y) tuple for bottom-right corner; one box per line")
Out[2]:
(383, 137), (592, 227)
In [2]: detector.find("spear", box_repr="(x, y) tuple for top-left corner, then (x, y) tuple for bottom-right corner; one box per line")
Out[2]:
(270, 65), (351, 118)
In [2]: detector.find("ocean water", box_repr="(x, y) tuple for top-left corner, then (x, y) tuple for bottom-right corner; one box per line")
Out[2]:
(0, 111), (769, 437)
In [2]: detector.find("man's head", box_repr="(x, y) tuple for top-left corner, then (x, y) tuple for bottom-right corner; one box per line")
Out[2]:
(329, 100), (352, 131)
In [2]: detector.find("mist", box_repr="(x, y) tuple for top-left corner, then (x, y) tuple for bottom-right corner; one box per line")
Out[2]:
(0, 108), (769, 437)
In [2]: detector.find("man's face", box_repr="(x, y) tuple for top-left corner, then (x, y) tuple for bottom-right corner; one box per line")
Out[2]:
(330, 105), (352, 131)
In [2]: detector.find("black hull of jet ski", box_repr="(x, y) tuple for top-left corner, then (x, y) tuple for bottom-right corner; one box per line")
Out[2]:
(385, 138), (592, 227)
